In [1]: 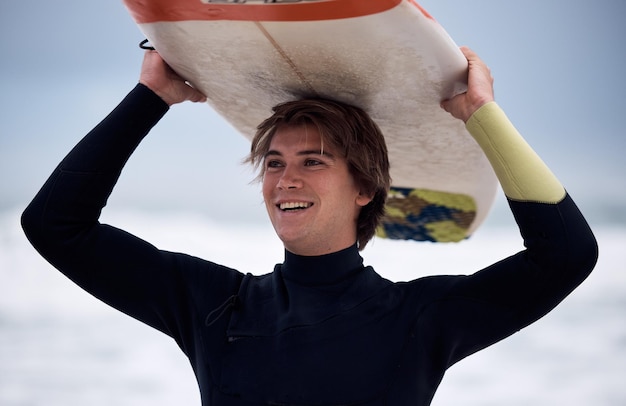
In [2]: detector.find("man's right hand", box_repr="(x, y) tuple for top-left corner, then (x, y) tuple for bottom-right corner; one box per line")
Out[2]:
(138, 50), (207, 106)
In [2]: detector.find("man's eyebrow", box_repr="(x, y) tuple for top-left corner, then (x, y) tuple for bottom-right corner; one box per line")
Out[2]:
(264, 150), (282, 159)
(264, 149), (336, 159)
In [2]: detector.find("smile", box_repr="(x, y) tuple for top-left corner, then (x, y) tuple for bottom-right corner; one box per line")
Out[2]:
(278, 202), (313, 211)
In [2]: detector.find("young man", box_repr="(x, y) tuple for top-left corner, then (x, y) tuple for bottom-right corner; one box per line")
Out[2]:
(22, 48), (598, 405)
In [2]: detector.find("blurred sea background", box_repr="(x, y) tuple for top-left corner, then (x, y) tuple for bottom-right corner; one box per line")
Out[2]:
(1, 0), (625, 405)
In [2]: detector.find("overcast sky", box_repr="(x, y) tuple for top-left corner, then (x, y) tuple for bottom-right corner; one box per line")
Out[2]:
(1, 0), (624, 227)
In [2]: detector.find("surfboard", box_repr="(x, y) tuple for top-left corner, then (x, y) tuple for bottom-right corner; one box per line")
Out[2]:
(122, 0), (498, 242)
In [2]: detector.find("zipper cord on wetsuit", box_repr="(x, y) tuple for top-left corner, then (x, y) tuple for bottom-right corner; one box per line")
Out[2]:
(205, 295), (239, 327)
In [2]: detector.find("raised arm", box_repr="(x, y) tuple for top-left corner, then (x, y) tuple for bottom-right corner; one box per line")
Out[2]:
(433, 47), (598, 366)
(20, 52), (240, 342)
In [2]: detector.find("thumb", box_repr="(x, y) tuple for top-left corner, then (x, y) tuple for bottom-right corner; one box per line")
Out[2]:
(185, 85), (207, 103)
(440, 93), (469, 122)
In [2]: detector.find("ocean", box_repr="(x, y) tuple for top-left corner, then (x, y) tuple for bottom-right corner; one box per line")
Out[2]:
(1, 207), (624, 405)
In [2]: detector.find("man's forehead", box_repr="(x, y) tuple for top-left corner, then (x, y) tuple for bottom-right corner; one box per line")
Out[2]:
(266, 122), (344, 158)
(271, 123), (319, 145)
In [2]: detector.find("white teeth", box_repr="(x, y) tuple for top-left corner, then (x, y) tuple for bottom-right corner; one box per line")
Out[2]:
(279, 202), (311, 210)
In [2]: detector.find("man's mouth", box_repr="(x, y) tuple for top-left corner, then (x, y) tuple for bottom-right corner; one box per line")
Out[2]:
(278, 202), (313, 211)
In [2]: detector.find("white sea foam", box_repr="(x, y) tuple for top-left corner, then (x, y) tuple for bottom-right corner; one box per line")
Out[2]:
(1, 208), (624, 405)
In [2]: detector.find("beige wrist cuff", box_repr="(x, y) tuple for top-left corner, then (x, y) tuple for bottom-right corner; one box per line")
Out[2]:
(466, 102), (566, 203)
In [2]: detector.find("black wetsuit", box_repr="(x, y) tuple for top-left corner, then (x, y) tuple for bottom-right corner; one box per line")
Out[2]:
(21, 84), (598, 406)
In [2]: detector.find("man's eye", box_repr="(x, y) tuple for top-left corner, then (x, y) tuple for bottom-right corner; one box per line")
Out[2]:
(266, 160), (283, 168)
(305, 159), (322, 166)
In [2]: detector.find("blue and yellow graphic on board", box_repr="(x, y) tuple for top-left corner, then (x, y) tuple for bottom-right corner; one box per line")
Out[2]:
(377, 187), (477, 242)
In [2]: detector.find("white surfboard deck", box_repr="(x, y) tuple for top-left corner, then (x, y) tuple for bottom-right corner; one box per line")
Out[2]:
(122, 0), (498, 242)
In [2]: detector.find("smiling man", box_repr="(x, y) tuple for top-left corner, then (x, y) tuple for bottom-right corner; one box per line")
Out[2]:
(22, 48), (597, 405)
(253, 99), (389, 256)
(262, 126), (369, 255)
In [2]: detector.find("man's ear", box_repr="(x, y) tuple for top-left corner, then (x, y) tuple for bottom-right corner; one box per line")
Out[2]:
(356, 190), (374, 207)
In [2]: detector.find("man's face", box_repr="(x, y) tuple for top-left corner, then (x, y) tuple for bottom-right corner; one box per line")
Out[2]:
(262, 124), (371, 256)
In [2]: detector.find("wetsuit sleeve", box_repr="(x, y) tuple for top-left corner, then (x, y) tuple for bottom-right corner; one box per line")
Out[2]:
(21, 84), (243, 347)
(418, 104), (598, 368)
(466, 102), (565, 203)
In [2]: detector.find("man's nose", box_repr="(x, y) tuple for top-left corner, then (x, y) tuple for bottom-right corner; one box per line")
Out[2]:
(276, 166), (303, 190)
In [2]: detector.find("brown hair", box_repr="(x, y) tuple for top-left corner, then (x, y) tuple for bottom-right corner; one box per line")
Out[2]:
(246, 98), (390, 250)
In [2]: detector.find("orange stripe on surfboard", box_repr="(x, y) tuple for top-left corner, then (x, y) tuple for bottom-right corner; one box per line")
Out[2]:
(123, 0), (404, 23)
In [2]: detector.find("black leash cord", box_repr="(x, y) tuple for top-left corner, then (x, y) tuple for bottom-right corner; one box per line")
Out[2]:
(139, 39), (155, 50)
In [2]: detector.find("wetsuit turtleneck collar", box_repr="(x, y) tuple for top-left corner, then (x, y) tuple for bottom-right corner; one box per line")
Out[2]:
(281, 244), (364, 286)
(223, 243), (393, 338)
